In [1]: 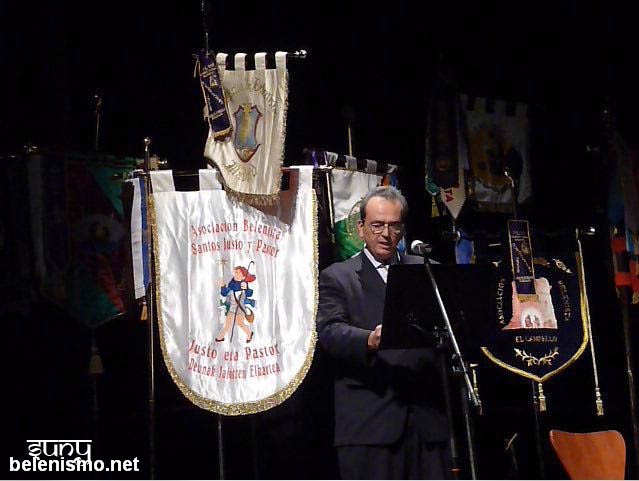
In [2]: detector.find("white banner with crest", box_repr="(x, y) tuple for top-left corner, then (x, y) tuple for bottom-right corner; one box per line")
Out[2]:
(204, 52), (288, 204)
(151, 167), (316, 415)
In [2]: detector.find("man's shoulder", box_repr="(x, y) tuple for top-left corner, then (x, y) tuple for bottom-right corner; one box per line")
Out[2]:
(321, 253), (363, 277)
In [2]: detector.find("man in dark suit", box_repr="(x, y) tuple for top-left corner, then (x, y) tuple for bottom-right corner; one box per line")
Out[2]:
(317, 186), (450, 479)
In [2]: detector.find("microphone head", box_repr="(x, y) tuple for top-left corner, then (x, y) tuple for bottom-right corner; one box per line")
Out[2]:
(410, 240), (432, 255)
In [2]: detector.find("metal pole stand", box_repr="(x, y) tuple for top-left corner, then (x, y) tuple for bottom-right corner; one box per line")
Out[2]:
(423, 256), (482, 479)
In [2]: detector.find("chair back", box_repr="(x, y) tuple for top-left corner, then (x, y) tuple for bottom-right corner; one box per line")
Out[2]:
(549, 429), (626, 480)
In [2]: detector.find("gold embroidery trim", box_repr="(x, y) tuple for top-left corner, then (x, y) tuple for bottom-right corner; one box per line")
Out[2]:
(514, 347), (559, 366)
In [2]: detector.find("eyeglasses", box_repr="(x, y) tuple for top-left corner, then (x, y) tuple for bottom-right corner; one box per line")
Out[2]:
(366, 222), (404, 235)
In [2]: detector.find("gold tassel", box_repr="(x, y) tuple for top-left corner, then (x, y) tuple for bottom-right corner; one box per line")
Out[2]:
(595, 388), (605, 416)
(89, 345), (104, 376)
(431, 196), (440, 218)
(538, 383), (547, 412)
(470, 363), (483, 415)
(140, 300), (148, 321)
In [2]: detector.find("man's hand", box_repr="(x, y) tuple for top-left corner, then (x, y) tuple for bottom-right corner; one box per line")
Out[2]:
(367, 324), (382, 351)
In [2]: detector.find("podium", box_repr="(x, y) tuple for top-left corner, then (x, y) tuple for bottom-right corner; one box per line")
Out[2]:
(380, 263), (496, 359)
(378, 261), (497, 479)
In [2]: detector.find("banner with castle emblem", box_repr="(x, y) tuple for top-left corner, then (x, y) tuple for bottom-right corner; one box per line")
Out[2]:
(151, 167), (317, 415)
(204, 52), (288, 204)
(480, 247), (589, 383)
(331, 167), (382, 261)
(461, 95), (532, 213)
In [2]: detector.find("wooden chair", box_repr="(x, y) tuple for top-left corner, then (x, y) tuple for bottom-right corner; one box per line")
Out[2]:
(549, 429), (626, 480)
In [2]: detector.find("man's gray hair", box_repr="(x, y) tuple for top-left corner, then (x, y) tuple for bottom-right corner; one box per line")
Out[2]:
(359, 185), (408, 221)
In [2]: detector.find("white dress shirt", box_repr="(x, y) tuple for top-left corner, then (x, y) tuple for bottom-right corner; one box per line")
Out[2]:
(363, 248), (399, 284)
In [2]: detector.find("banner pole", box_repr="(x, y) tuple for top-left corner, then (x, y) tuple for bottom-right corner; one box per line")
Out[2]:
(250, 416), (260, 478)
(88, 330), (103, 456)
(217, 414), (226, 479)
(531, 381), (547, 479)
(602, 106), (639, 476)
(619, 285), (639, 478)
(325, 167), (336, 243)
(142, 137), (157, 479)
(506, 167), (549, 478)
(504, 170), (518, 220)
(93, 90), (102, 152)
(200, 0), (210, 53)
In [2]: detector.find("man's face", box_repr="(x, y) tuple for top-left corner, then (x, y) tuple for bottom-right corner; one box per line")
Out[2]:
(357, 197), (403, 262)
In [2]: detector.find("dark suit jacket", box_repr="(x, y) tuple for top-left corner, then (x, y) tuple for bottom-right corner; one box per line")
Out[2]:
(317, 251), (449, 447)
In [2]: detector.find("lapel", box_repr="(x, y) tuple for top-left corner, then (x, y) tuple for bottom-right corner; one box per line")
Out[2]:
(356, 251), (388, 327)
(356, 251), (386, 292)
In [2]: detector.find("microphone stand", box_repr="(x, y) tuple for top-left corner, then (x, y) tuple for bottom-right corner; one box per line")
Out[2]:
(505, 167), (546, 479)
(422, 255), (481, 479)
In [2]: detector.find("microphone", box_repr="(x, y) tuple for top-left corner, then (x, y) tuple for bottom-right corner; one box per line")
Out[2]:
(410, 240), (433, 256)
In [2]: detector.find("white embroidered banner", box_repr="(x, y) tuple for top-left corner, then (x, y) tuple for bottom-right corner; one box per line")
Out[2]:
(204, 52), (288, 203)
(152, 167), (317, 414)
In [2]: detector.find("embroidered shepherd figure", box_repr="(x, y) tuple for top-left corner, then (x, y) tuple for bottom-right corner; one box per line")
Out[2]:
(216, 264), (256, 343)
